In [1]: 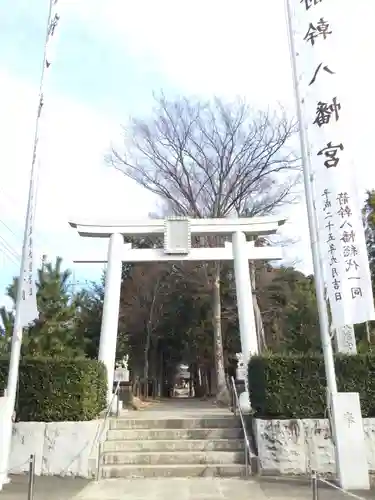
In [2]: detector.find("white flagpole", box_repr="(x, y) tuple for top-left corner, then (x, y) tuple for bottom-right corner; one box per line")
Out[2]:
(285, 0), (371, 490)
(0, 0), (57, 488)
(284, 0), (337, 395)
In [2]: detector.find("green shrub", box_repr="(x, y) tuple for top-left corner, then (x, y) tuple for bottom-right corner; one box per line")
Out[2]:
(248, 353), (375, 419)
(0, 357), (107, 422)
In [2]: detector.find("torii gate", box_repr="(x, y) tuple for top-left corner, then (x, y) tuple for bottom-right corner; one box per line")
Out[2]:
(69, 216), (285, 407)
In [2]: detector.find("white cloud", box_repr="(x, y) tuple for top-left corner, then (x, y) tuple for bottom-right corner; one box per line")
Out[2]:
(65, 0), (294, 108)
(64, 0), (375, 272)
(0, 69), (154, 222)
(0, 69), (156, 305)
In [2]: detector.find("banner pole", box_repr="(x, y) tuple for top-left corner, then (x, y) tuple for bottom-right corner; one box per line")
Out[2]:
(0, 0), (58, 489)
(284, 0), (337, 395)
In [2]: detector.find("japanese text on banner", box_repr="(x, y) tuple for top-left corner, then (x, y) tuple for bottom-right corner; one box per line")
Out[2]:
(289, 0), (375, 328)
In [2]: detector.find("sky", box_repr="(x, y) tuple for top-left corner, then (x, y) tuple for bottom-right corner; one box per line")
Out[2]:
(0, 0), (374, 308)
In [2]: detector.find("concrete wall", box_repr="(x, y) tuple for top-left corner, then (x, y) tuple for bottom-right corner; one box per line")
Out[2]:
(9, 420), (106, 478)
(254, 418), (375, 475)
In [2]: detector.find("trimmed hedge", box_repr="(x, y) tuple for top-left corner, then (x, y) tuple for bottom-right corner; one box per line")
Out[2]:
(0, 357), (107, 422)
(248, 353), (375, 419)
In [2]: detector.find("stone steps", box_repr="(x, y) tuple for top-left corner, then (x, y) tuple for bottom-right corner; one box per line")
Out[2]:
(102, 450), (245, 466)
(100, 414), (247, 479)
(109, 417), (239, 430)
(107, 427), (243, 441)
(103, 438), (244, 452)
(101, 463), (247, 479)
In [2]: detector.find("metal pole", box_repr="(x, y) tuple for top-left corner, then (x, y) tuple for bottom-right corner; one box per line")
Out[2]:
(0, 1), (55, 488)
(284, 0), (337, 395)
(311, 470), (319, 500)
(365, 322), (371, 344)
(96, 443), (102, 481)
(7, 0), (53, 405)
(72, 267), (76, 296)
(27, 454), (35, 500)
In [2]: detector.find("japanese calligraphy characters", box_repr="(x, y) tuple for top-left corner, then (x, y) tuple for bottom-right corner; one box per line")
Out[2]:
(309, 63), (335, 86)
(304, 18), (332, 46)
(317, 142), (344, 169)
(314, 98), (341, 127)
(290, 0), (375, 327)
(300, 0), (322, 11)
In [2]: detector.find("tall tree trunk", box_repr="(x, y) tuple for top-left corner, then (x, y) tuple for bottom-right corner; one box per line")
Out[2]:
(143, 325), (151, 398)
(250, 261), (266, 352)
(203, 368), (210, 398)
(160, 347), (164, 397)
(143, 277), (161, 397)
(207, 367), (212, 397)
(253, 296), (266, 352)
(189, 363), (193, 397)
(144, 326), (150, 380)
(212, 263), (230, 405)
(193, 363), (204, 398)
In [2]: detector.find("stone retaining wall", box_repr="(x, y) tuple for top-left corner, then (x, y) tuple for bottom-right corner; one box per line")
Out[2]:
(8, 417), (375, 478)
(9, 420), (105, 478)
(254, 418), (375, 475)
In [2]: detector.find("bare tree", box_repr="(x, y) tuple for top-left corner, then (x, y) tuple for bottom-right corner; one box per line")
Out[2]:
(109, 94), (299, 404)
(120, 262), (169, 397)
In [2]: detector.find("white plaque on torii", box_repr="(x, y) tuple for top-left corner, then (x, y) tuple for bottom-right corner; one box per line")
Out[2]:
(164, 217), (191, 255)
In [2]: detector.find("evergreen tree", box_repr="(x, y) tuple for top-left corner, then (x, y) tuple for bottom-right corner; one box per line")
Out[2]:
(0, 306), (13, 355)
(6, 257), (85, 357)
(363, 190), (375, 292)
(74, 281), (104, 359)
(259, 267), (320, 352)
(357, 190), (375, 346)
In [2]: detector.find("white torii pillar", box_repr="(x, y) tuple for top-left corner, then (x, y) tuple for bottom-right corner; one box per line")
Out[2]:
(232, 232), (258, 411)
(232, 232), (259, 357)
(98, 233), (124, 403)
(69, 216), (285, 407)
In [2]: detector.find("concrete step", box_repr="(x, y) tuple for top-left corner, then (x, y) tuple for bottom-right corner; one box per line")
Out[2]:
(102, 450), (245, 466)
(101, 464), (247, 479)
(103, 438), (244, 453)
(109, 417), (240, 430)
(107, 427), (243, 441)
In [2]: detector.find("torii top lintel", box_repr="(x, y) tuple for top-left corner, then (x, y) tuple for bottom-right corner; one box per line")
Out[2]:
(69, 216), (286, 238)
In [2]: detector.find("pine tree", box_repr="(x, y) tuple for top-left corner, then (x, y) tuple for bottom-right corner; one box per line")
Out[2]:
(260, 267), (320, 352)
(357, 190), (375, 347)
(0, 306), (13, 355)
(363, 190), (375, 293)
(6, 257), (85, 357)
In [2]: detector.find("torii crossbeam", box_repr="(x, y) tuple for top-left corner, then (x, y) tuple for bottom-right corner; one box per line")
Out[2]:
(69, 216), (286, 409)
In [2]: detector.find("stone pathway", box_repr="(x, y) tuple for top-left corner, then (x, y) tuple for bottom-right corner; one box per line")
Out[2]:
(121, 397), (232, 418)
(0, 475), (89, 500)
(1, 474), (374, 499)
(259, 477), (373, 500)
(72, 478), (267, 500)
(70, 477), (374, 500)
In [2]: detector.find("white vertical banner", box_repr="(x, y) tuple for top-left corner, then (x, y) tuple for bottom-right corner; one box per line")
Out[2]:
(288, 0), (375, 329)
(19, 0), (62, 328)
